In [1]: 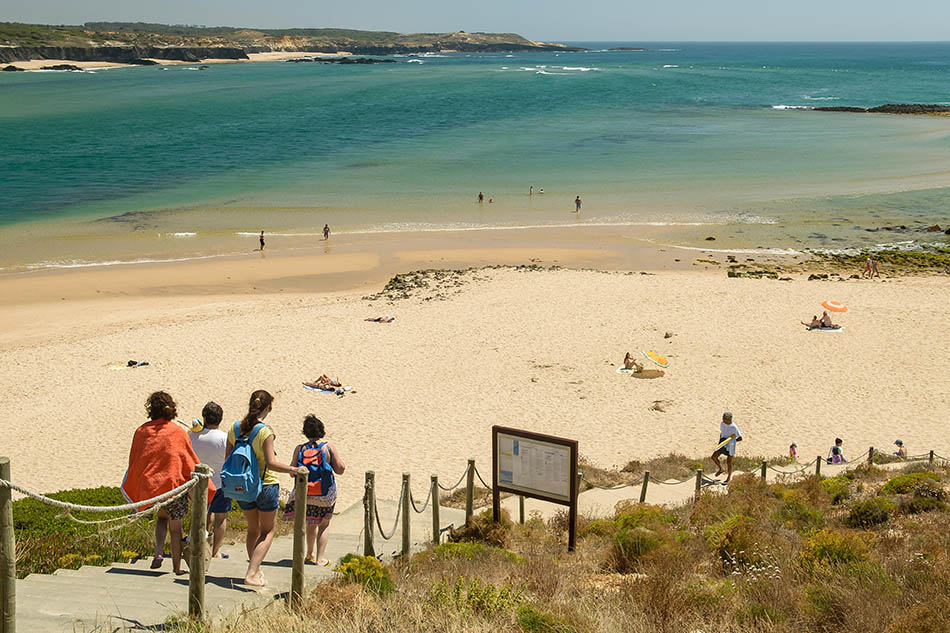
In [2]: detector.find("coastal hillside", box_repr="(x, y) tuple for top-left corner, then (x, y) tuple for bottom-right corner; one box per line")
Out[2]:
(0, 21), (582, 63)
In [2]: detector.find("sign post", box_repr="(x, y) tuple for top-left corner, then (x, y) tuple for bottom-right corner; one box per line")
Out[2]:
(491, 426), (578, 551)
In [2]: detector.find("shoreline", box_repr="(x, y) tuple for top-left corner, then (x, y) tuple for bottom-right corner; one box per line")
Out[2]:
(3, 51), (366, 71)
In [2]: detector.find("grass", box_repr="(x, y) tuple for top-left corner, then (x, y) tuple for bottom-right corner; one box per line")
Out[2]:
(147, 456), (950, 633)
(11, 485), (293, 578)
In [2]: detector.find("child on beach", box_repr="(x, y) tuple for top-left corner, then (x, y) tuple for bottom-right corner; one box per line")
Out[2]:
(828, 438), (847, 464)
(789, 441), (798, 462)
(226, 390), (308, 587)
(189, 401), (231, 559)
(122, 391), (206, 575)
(893, 439), (906, 459)
(711, 412), (742, 485)
(282, 415), (346, 566)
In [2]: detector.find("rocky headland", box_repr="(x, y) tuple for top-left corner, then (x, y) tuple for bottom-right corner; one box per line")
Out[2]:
(814, 103), (950, 115)
(0, 22), (583, 66)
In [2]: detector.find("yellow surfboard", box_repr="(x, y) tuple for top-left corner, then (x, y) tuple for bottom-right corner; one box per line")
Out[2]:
(714, 434), (736, 451)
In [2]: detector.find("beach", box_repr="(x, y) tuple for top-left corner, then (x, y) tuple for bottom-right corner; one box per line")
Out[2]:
(2, 240), (947, 511)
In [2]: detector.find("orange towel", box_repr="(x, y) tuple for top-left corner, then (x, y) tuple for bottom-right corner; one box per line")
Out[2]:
(121, 418), (216, 509)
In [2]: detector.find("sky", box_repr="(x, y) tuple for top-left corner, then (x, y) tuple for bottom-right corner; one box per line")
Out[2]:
(2, 0), (949, 42)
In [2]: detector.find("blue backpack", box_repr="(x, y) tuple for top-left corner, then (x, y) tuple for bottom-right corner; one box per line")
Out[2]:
(295, 441), (335, 496)
(220, 422), (265, 502)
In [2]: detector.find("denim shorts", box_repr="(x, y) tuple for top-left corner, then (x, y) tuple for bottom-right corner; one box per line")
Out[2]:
(209, 488), (233, 514)
(236, 483), (280, 512)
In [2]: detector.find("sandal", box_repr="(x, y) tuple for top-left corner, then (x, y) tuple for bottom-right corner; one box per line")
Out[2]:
(150, 555), (164, 569)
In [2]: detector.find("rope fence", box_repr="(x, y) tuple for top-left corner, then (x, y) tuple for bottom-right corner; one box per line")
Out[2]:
(0, 474), (203, 513)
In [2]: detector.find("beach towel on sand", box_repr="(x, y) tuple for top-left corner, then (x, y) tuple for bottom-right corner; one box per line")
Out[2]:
(805, 326), (845, 333)
(616, 366), (665, 379)
(121, 419), (215, 509)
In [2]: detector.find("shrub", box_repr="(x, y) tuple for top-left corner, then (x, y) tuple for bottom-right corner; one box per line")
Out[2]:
(821, 476), (851, 505)
(578, 519), (617, 538)
(800, 529), (869, 570)
(704, 515), (761, 566)
(613, 526), (662, 566)
(899, 496), (946, 515)
(776, 489), (825, 533)
(881, 472), (939, 495)
(613, 503), (677, 530)
(738, 602), (787, 626)
(429, 576), (522, 616)
(846, 497), (894, 527)
(427, 541), (524, 563)
(910, 479), (947, 501)
(516, 604), (578, 633)
(334, 553), (395, 595)
(448, 508), (512, 547)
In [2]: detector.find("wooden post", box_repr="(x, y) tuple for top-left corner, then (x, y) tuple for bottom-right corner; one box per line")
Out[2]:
(816, 456), (822, 477)
(518, 496), (525, 525)
(363, 471), (375, 557)
(430, 476), (440, 545)
(464, 459), (475, 526)
(639, 471), (650, 503)
(289, 470), (307, 611)
(930, 450), (935, 465)
(188, 464), (211, 620)
(401, 473), (411, 557)
(760, 460), (767, 481)
(694, 469), (703, 503)
(1, 457), (15, 633)
(868, 446), (874, 464)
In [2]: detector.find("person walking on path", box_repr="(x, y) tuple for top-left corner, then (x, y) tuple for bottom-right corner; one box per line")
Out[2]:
(323, 224), (330, 240)
(122, 391), (207, 575)
(282, 415), (346, 566)
(259, 231), (265, 251)
(711, 411), (743, 485)
(575, 196), (582, 212)
(189, 401), (231, 559)
(226, 390), (308, 586)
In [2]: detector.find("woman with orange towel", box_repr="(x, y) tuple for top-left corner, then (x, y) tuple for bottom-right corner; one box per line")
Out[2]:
(122, 391), (207, 575)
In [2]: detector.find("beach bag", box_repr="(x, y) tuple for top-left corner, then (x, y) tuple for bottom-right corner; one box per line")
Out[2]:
(296, 441), (334, 496)
(220, 422), (264, 502)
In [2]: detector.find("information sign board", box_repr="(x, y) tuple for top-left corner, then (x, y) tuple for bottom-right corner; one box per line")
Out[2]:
(491, 426), (578, 550)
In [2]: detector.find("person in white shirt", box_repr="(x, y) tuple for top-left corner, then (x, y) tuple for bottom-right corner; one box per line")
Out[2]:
(190, 402), (231, 558)
(711, 411), (743, 485)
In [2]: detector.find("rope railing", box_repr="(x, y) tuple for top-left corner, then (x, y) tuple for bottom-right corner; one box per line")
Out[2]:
(409, 485), (432, 514)
(473, 465), (492, 490)
(579, 475), (644, 490)
(437, 468), (469, 492)
(0, 472), (205, 513)
(373, 485), (404, 541)
(768, 457), (819, 474)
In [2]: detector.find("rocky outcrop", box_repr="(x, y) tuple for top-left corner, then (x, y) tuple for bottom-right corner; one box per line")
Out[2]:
(609, 47), (645, 51)
(1, 65), (24, 71)
(0, 46), (249, 64)
(814, 104), (950, 115)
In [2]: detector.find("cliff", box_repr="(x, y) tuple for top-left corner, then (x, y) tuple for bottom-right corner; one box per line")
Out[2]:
(0, 22), (583, 64)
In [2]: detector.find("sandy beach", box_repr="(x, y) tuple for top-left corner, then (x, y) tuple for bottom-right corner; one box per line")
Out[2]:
(2, 241), (947, 512)
(4, 51), (363, 71)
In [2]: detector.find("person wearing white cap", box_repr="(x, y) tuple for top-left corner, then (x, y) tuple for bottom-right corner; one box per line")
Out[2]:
(712, 411), (742, 485)
(789, 441), (798, 462)
(893, 439), (906, 459)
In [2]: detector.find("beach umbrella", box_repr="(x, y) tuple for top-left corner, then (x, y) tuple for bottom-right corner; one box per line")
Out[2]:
(821, 300), (848, 313)
(641, 350), (669, 368)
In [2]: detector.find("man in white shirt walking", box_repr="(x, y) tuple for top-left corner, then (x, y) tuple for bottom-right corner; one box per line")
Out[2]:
(711, 411), (743, 485)
(190, 402), (231, 558)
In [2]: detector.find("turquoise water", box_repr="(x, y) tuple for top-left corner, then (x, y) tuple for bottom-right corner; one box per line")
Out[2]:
(1, 42), (949, 270)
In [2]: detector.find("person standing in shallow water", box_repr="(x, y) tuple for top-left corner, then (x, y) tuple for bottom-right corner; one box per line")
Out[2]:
(323, 224), (330, 240)
(575, 196), (582, 212)
(259, 231), (265, 251)
(477, 192), (484, 203)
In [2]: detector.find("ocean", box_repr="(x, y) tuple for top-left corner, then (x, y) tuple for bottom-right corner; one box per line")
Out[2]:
(1, 42), (949, 271)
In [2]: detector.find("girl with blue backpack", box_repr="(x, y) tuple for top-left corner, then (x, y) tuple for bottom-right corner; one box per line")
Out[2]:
(223, 390), (307, 587)
(282, 415), (346, 567)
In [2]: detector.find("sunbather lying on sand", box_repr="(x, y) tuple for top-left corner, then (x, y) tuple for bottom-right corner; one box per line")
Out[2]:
(365, 316), (395, 323)
(303, 375), (342, 391)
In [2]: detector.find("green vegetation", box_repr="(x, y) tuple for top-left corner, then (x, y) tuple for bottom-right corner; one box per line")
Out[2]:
(881, 471), (940, 495)
(334, 553), (396, 595)
(845, 497), (895, 527)
(0, 21), (577, 53)
(147, 456), (950, 633)
(11, 485), (292, 578)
